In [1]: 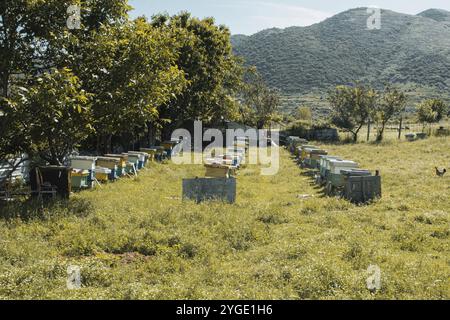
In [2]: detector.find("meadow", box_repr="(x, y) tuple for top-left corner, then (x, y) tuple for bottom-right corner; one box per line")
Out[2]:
(0, 136), (449, 300)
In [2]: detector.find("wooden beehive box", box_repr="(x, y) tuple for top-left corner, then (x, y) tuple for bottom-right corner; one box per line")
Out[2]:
(205, 164), (231, 178)
(329, 160), (359, 175)
(70, 156), (97, 171)
(96, 157), (120, 170)
(104, 154), (127, 168)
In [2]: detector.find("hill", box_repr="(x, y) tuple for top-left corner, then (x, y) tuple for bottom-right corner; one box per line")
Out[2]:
(418, 8), (450, 24)
(231, 8), (450, 114)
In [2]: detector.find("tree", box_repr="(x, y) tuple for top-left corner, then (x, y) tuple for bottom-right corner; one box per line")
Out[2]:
(4, 68), (92, 165)
(373, 86), (407, 142)
(240, 69), (281, 129)
(70, 18), (186, 152)
(0, 0), (134, 156)
(296, 106), (312, 122)
(152, 12), (244, 135)
(417, 99), (447, 131)
(328, 84), (376, 142)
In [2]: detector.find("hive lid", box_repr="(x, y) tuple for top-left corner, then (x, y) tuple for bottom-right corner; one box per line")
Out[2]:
(71, 169), (90, 174)
(105, 154), (126, 158)
(97, 157), (120, 162)
(341, 169), (371, 176)
(95, 167), (112, 174)
(301, 145), (317, 150)
(71, 156), (97, 161)
(329, 160), (358, 167)
(204, 163), (230, 169)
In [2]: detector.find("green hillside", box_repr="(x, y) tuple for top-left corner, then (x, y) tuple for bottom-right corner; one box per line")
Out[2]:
(418, 8), (450, 24)
(232, 8), (450, 113)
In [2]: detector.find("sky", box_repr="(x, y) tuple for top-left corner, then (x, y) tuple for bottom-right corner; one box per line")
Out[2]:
(129, 0), (450, 35)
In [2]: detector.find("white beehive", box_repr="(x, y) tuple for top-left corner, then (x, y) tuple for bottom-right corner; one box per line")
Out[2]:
(329, 160), (359, 175)
(70, 156), (97, 171)
(320, 156), (342, 170)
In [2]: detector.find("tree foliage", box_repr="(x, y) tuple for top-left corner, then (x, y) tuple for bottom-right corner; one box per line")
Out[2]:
(4, 68), (92, 165)
(416, 99), (447, 129)
(240, 69), (281, 129)
(328, 84), (377, 142)
(373, 86), (407, 141)
(1, 1), (251, 165)
(152, 12), (244, 131)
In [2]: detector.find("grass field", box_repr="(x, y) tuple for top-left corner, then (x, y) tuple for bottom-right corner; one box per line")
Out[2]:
(0, 137), (449, 300)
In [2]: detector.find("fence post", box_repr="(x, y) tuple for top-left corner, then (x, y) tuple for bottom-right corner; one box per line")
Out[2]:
(398, 116), (403, 139)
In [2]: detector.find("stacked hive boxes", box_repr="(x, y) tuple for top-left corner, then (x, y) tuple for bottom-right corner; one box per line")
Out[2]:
(70, 156), (97, 189)
(104, 154), (127, 176)
(288, 139), (382, 204)
(96, 157), (121, 180)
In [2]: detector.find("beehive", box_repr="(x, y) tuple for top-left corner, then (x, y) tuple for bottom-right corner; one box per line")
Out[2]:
(104, 154), (127, 168)
(205, 164), (231, 178)
(300, 146), (318, 161)
(70, 156), (97, 171)
(71, 169), (90, 190)
(319, 156), (342, 178)
(343, 174), (382, 204)
(128, 151), (148, 169)
(122, 153), (140, 168)
(415, 133), (427, 140)
(96, 157), (120, 180)
(140, 148), (157, 162)
(94, 167), (112, 183)
(302, 148), (327, 168)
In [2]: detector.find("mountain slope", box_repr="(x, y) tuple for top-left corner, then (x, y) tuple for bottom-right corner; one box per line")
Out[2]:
(232, 8), (450, 98)
(418, 8), (450, 24)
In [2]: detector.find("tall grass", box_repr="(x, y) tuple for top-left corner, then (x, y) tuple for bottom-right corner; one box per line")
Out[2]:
(0, 137), (448, 299)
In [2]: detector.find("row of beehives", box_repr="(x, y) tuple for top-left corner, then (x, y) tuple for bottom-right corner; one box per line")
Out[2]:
(287, 137), (382, 204)
(69, 140), (182, 190)
(26, 140), (183, 201)
(203, 137), (249, 179)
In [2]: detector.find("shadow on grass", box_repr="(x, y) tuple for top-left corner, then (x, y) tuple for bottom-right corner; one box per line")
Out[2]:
(0, 197), (93, 222)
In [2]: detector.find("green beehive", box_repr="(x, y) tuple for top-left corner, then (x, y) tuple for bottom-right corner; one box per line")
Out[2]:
(343, 174), (382, 204)
(71, 170), (90, 190)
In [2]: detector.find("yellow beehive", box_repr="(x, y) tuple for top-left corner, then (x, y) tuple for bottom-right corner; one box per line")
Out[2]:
(96, 157), (120, 170)
(300, 146), (318, 161)
(104, 154), (127, 168)
(95, 172), (109, 182)
(140, 148), (157, 161)
(205, 164), (231, 178)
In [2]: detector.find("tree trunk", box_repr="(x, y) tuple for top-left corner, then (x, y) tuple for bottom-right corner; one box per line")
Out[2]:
(367, 119), (371, 142)
(2, 73), (9, 98)
(398, 116), (403, 139)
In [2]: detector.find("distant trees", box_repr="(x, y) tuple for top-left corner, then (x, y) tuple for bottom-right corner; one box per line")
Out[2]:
(328, 84), (376, 142)
(373, 86), (407, 141)
(328, 84), (415, 142)
(416, 99), (447, 131)
(296, 106), (313, 122)
(239, 69), (281, 129)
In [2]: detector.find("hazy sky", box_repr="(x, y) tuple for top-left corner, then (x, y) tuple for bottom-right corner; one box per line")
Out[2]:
(129, 0), (450, 35)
